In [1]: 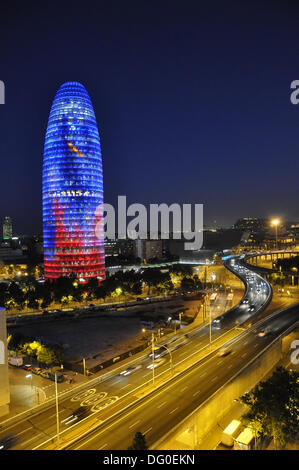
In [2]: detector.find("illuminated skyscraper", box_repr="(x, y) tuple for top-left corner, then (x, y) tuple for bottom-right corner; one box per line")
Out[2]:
(43, 82), (105, 282)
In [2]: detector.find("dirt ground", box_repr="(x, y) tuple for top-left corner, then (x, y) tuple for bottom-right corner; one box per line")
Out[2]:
(8, 298), (195, 366)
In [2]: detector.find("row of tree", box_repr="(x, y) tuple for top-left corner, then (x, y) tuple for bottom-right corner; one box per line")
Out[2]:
(240, 366), (299, 448)
(0, 264), (202, 311)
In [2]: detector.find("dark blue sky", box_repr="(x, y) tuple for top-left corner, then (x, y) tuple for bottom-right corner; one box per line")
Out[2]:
(0, 0), (298, 234)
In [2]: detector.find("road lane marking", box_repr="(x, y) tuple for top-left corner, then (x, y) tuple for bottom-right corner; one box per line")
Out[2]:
(143, 427), (152, 435)
(169, 407), (179, 415)
(199, 371), (207, 378)
(193, 390), (200, 397)
(157, 401), (167, 408)
(180, 386), (188, 392)
(120, 384), (131, 390)
(98, 443), (108, 449)
(15, 427), (33, 437)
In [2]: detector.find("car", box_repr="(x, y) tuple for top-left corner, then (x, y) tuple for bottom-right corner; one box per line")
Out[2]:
(147, 358), (166, 369)
(61, 406), (89, 425)
(213, 315), (224, 324)
(257, 328), (270, 337)
(242, 298), (249, 304)
(48, 371), (65, 383)
(23, 364), (32, 371)
(119, 364), (142, 376)
(248, 305), (255, 312)
(0, 434), (18, 450)
(31, 367), (43, 375)
(217, 348), (231, 357)
(149, 347), (168, 360)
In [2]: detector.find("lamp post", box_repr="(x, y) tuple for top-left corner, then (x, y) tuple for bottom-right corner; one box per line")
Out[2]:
(151, 332), (155, 386)
(25, 373), (33, 395)
(54, 372), (60, 444)
(160, 344), (173, 375)
(271, 219), (280, 250)
(179, 312), (182, 329)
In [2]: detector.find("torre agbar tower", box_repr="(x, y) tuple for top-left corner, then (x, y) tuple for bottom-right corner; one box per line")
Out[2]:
(43, 82), (105, 283)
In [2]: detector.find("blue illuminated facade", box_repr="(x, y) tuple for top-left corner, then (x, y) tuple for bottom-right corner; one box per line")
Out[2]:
(43, 81), (105, 282)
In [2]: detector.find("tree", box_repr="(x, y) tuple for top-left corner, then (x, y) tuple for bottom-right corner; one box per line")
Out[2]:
(240, 366), (299, 448)
(127, 432), (148, 450)
(37, 344), (64, 365)
(181, 277), (195, 291)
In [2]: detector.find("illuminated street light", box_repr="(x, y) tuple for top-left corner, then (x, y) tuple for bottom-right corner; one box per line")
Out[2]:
(25, 373), (33, 391)
(271, 219), (280, 250)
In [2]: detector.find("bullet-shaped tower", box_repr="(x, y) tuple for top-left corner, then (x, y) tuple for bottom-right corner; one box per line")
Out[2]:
(43, 82), (105, 283)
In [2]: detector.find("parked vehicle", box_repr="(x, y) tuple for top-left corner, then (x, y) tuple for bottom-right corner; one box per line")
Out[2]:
(8, 357), (23, 367)
(221, 420), (242, 447)
(234, 427), (255, 450)
(48, 372), (64, 383)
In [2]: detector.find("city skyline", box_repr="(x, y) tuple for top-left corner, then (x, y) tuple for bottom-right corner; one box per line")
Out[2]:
(0, 1), (298, 234)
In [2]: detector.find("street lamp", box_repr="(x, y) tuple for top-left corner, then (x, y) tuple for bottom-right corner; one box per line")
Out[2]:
(271, 219), (280, 250)
(54, 372), (60, 443)
(151, 334), (174, 386)
(25, 373), (33, 393)
(160, 344), (173, 375)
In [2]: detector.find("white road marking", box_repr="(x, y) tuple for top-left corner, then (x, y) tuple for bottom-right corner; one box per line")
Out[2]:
(129, 420), (141, 429)
(15, 427), (32, 437)
(143, 427), (152, 435)
(169, 407), (179, 415)
(120, 384), (131, 390)
(98, 443), (108, 449)
(199, 371), (207, 378)
(157, 401), (167, 408)
(193, 390), (200, 397)
(180, 386), (188, 392)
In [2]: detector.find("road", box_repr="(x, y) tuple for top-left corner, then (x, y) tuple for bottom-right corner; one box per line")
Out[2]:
(63, 302), (299, 450)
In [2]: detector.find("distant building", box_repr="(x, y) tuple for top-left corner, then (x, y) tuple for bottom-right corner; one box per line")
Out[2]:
(104, 239), (118, 257)
(234, 217), (269, 233)
(0, 308), (10, 417)
(117, 239), (136, 258)
(2, 216), (12, 240)
(135, 240), (162, 261)
(0, 244), (24, 264)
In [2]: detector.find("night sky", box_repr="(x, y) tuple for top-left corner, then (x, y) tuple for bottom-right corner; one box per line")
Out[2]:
(0, 1), (298, 235)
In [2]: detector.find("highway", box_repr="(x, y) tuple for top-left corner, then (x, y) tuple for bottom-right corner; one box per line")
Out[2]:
(0, 255), (296, 450)
(63, 302), (299, 450)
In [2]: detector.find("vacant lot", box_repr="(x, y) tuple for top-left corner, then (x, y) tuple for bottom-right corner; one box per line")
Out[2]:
(8, 298), (193, 367)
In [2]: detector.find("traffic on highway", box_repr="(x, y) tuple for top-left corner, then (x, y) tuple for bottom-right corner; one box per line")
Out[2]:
(1, 254), (297, 451)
